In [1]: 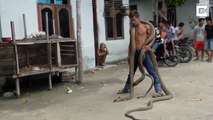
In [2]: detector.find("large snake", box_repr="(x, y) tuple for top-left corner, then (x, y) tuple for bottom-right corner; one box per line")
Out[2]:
(114, 21), (173, 120)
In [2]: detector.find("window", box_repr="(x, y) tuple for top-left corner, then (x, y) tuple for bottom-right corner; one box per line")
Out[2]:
(37, 0), (74, 38)
(209, 6), (213, 18)
(104, 0), (124, 40)
(38, 0), (68, 5)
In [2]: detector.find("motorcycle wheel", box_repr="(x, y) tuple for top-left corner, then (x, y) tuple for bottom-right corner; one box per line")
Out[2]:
(178, 47), (192, 63)
(164, 55), (179, 67)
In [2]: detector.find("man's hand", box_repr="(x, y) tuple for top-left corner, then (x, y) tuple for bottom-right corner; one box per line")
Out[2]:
(145, 44), (152, 52)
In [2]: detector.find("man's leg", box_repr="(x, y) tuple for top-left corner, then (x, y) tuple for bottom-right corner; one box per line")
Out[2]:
(163, 41), (167, 57)
(143, 53), (162, 93)
(201, 49), (204, 61)
(171, 40), (176, 56)
(201, 42), (205, 61)
(195, 42), (200, 61)
(100, 54), (107, 66)
(117, 50), (140, 93)
(209, 39), (213, 62)
(205, 40), (210, 61)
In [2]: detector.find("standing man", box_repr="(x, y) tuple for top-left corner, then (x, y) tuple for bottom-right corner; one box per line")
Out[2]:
(117, 10), (163, 97)
(204, 17), (213, 62)
(194, 18), (205, 61)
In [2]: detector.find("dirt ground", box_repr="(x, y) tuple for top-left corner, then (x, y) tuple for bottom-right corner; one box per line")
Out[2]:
(0, 59), (213, 120)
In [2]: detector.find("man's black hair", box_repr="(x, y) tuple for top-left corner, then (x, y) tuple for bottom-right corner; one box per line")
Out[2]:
(198, 18), (204, 22)
(205, 16), (212, 21)
(178, 22), (184, 27)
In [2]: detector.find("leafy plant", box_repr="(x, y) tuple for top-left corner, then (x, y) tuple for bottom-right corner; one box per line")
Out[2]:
(188, 16), (198, 30)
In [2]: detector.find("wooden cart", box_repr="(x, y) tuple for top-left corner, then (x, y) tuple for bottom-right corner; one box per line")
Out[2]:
(0, 38), (78, 97)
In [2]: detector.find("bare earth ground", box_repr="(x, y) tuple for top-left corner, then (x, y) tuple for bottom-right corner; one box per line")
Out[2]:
(0, 60), (213, 120)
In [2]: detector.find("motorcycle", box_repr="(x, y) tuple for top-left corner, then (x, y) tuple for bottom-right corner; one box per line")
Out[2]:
(176, 37), (194, 63)
(153, 39), (179, 67)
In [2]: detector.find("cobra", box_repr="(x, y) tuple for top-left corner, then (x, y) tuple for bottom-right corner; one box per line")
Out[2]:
(114, 21), (173, 120)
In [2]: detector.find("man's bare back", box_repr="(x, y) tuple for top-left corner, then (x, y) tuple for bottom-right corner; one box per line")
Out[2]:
(135, 23), (150, 50)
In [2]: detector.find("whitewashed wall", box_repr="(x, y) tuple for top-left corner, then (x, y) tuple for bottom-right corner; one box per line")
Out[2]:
(71, 0), (96, 70)
(0, 0), (38, 39)
(0, 0), (130, 70)
(96, 0), (130, 63)
(129, 0), (153, 21)
(176, 0), (199, 39)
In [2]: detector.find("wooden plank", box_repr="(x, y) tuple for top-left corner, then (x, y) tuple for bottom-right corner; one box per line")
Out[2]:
(0, 46), (13, 50)
(61, 56), (77, 65)
(0, 54), (14, 59)
(60, 49), (75, 52)
(61, 54), (75, 56)
(60, 45), (74, 47)
(0, 61), (14, 66)
(18, 59), (27, 68)
(0, 70), (15, 75)
(0, 62), (15, 75)
(0, 58), (14, 62)
(0, 48), (14, 54)
(13, 69), (50, 78)
(61, 64), (78, 69)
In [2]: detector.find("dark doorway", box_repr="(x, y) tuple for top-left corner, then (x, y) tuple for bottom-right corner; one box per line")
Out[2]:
(92, 0), (99, 66)
(130, 4), (137, 11)
(59, 8), (70, 37)
(41, 8), (54, 36)
(167, 5), (177, 27)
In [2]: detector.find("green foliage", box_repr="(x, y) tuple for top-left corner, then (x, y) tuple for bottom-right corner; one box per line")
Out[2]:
(166, 0), (188, 6)
(188, 16), (198, 30)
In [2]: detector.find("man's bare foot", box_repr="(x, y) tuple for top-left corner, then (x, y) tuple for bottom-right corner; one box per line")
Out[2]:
(152, 92), (164, 98)
(194, 57), (199, 61)
(117, 89), (130, 94)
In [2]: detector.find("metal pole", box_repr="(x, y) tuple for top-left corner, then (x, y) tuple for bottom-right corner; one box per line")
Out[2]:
(48, 73), (52, 90)
(53, 19), (56, 35)
(10, 21), (16, 43)
(16, 78), (20, 97)
(45, 12), (49, 40)
(76, 0), (83, 83)
(0, 16), (2, 42)
(45, 12), (53, 90)
(23, 14), (27, 38)
(11, 21), (21, 97)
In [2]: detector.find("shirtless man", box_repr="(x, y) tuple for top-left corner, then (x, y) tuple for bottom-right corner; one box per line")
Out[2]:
(117, 10), (163, 97)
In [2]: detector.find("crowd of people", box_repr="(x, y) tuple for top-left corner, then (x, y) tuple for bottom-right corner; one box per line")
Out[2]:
(96, 15), (213, 67)
(151, 17), (213, 63)
(194, 17), (213, 62)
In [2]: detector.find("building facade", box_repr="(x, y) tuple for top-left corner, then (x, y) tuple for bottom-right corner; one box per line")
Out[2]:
(0, 0), (130, 70)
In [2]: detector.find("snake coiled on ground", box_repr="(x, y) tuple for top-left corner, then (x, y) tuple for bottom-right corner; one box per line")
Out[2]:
(115, 21), (173, 120)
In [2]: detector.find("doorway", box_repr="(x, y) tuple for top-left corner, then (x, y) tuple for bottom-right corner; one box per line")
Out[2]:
(92, 0), (99, 66)
(130, 4), (137, 11)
